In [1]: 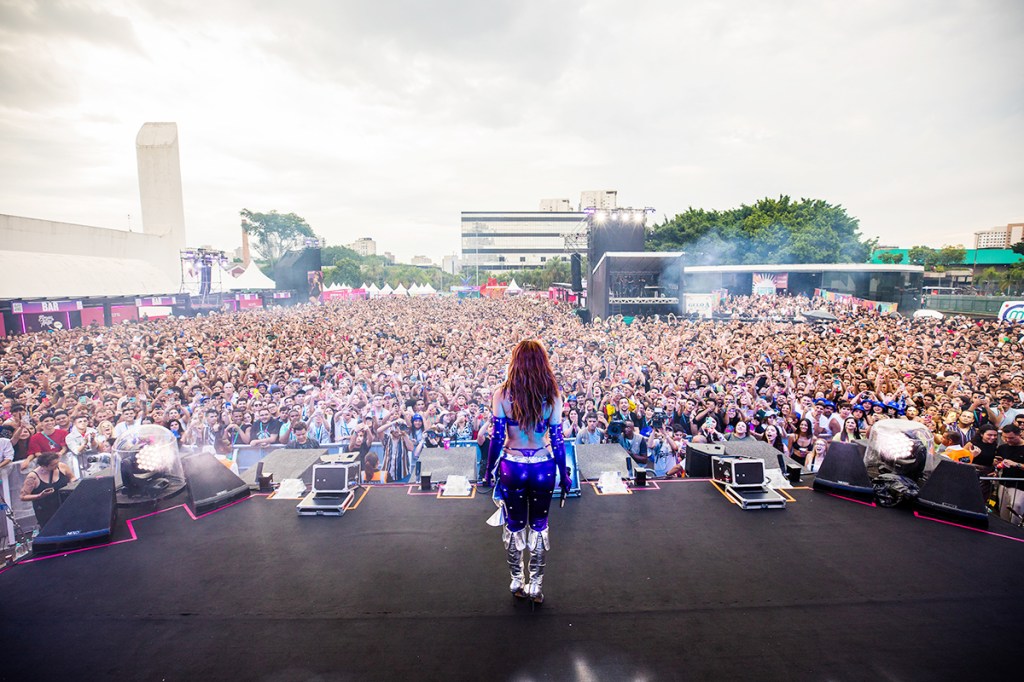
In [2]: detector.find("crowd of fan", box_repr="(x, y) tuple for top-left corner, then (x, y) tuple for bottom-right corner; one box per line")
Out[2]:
(2, 295), (1024, 523)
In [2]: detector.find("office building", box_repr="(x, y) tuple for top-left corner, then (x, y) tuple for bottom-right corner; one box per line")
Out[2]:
(579, 190), (617, 211)
(974, 222), (1024, 249)
(461, 210), (585, 271)
(348, 237), (377, 257)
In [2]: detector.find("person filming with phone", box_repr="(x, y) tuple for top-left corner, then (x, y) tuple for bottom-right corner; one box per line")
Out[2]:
(20, 452), (75, 529)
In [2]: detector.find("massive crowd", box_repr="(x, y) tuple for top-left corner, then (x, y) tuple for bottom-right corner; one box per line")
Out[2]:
(2, 295), (1024, 526)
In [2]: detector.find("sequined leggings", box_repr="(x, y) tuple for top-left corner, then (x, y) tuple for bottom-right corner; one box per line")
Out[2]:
(499, 456), (556, 533)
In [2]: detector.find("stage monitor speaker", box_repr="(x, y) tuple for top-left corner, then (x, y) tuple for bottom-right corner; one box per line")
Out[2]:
(634, 468), (647, 488)
(34, 476), (117, 554)
(916, 459), (988, 523)
(571, 253), (583, 292)
(813, 441), (873, 495)
(183, 453), (250, 515)
(421, 472), (432, 491)
(685, 443), (725, 478)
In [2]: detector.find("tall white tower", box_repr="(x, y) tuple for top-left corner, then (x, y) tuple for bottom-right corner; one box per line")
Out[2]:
(136, 122), (187, 283)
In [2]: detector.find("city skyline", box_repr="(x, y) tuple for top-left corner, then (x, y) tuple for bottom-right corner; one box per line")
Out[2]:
(1, 1), (1021, 264)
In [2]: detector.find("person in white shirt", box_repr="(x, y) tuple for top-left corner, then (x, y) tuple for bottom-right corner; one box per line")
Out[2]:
(65, 415), (100, 476)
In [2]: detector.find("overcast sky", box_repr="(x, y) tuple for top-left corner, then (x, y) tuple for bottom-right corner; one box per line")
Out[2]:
(1, 0), (1022, 262)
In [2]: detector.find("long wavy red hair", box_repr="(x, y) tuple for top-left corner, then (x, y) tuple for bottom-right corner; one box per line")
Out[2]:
(501, 339), (559, 431)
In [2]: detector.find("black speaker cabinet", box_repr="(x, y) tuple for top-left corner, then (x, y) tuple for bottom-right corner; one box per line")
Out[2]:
(634, 468), (647, 488)
(685, 443), (725, 478)
(917, 459), (988, 523)
(183, 453), (250, 515)
(813, 441), (873, 496)
(34, 476), (117, 554)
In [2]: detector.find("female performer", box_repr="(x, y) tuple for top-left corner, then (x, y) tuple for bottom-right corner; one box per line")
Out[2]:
(484, 340), (570, 603)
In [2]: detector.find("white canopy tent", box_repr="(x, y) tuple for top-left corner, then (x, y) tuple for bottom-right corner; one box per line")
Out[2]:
(228, 261), (276, 290)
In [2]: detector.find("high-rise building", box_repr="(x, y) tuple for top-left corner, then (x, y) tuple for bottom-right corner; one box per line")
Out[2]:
(579, 190), (617, 211)
(461, 210), (585, 271)
(348, 237), (377, 257)
(975, 222), (1024, 249)
(410, 255), (433, 267)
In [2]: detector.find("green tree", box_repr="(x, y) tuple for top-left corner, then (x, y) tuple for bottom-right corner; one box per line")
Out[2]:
(321, 245), (362, 267)
(1004, 263), (1024, 295)
(240, 209), (316, 267)
(974, 267), (1001, 294)
(936, 245), (966, 268)
(1011, 240), (1024, 257)
(907, 245), (935, 267)
(647, 196), (870, 264)
(878, 252), (901, 264)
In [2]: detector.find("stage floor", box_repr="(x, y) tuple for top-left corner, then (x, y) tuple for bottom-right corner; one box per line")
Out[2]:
(3, 480), (1023, 681)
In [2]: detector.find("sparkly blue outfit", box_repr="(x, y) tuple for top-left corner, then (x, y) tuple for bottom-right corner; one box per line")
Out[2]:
(486, 413), (569, 602)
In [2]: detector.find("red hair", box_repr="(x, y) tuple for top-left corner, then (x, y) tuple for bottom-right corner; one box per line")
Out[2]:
(501, 339), (559, 431)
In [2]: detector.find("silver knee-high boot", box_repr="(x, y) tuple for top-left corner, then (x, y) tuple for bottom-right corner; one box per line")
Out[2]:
(504, 527), (528, 596)
(524, 528), (549, 603)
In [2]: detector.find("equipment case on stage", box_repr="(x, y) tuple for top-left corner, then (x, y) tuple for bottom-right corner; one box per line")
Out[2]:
(712, 456), (765, 488)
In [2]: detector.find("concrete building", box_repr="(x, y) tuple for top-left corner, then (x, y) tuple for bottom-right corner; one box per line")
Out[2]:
(410, 255), (433, 267)
(382, 252), (396, 264)
(349, 237), (377, 257)
(0, 122), (186, 299)
(461, 210), (585, 271)
(441, 254), (461, 275)
(540, 198), (572, 212)
(974, 222), (1024, 249)
(579, 190), (617, 211)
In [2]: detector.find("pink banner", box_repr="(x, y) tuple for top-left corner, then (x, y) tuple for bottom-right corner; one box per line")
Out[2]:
(81, 307), (105, 327)
(110, 305), (139, 324)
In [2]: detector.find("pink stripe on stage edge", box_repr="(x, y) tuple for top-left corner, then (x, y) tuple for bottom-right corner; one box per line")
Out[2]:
(1, 494), (267, 572)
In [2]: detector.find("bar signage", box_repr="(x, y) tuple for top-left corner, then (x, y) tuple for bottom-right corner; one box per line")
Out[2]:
(12, 300), (83, 314)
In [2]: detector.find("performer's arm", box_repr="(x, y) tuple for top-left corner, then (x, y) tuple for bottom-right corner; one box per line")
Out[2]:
(485, 395), (507, 485)
(548, 396), (569, 493)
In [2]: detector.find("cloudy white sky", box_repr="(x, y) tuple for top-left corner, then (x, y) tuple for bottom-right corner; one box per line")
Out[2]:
(1, 0), (1021, 262)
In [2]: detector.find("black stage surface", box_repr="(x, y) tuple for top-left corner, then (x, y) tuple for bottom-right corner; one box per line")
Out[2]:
(3, 479), (1023, 681)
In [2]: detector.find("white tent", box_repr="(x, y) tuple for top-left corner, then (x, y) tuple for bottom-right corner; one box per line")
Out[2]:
(421, 283), (437, 295)
(360, 282), (370, 291)
(366, 283), (380, 297)
(326, 281), (342, 291)
(380, 283), (394, 296)
(339, 283), (352, 291)
(408, 283), (421, 295)
(506, 278), (523, 294)
(913, 309), (944, 319)
(229, 261), (276, 290)
(394, 283), (409, 296)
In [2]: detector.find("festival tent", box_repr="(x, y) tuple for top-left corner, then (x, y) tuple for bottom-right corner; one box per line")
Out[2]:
(366, 283), (380, 297)
(913, 309), (944, 319)
(394, 283), (409, 296)
(325, 282), (342, 291)
(380, 283), (394, 296)
(421, 283), (437, 295)
(506, 278), (523, 295)
(228, 261), (276, 290)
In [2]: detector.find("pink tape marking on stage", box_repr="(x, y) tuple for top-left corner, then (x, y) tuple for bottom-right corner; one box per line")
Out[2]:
(826, 492), (877, 507)
(1, 494), (265, 573)
(913, 511), (1024, 544)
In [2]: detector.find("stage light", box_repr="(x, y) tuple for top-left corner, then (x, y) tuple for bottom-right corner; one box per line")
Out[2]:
(595, 211), (607, 223)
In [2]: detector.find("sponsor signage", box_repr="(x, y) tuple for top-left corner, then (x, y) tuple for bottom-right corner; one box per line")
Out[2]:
(12, 300), (83, 314)
(272, 292), (291, 299)
(998, 301), (1024, 323)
